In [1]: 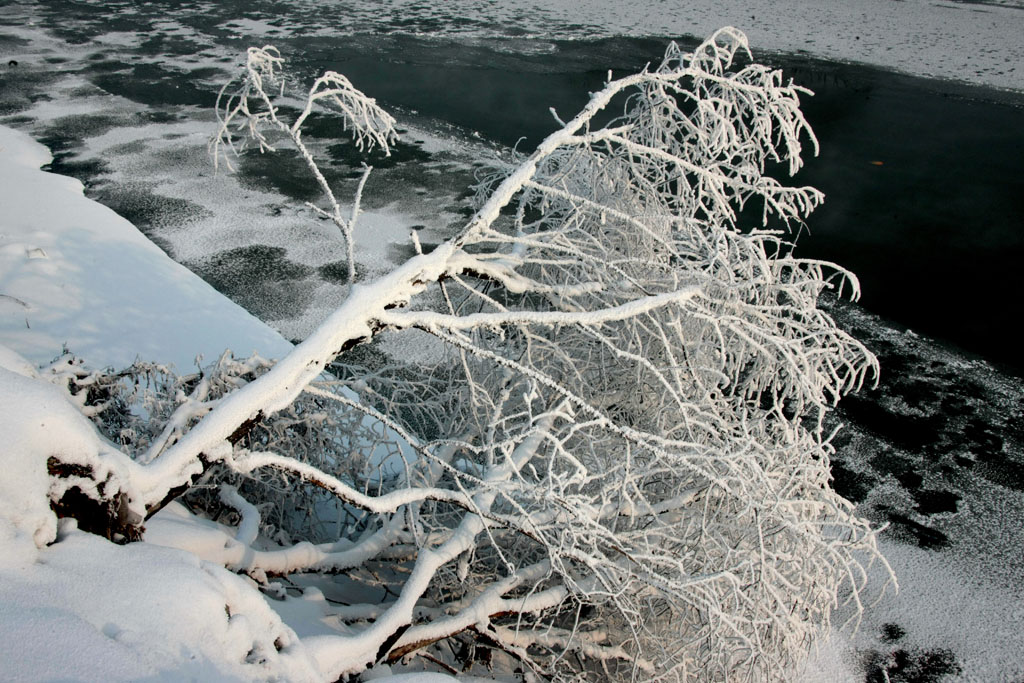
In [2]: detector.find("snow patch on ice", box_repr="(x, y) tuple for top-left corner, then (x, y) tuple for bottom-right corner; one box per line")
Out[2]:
(801, 539), (1024, 682)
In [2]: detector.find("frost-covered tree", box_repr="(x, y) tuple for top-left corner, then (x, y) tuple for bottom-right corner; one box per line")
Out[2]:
(43, 28), (889, 681)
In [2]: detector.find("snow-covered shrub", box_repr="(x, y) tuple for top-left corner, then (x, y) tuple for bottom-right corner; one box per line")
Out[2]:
(47, 28), (890, 681)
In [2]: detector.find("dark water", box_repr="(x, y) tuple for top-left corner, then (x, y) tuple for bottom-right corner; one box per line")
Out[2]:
(781, 59), (1024, 375)
(280, 34), (655, 150)
(230, 31), (1024, 373)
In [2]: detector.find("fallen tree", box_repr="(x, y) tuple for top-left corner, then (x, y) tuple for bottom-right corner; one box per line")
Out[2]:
(40, 28), (890, 681)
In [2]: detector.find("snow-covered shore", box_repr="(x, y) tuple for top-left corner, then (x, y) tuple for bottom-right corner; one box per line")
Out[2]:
(0, 125), (290, 370)
(0, 125), (313, 680)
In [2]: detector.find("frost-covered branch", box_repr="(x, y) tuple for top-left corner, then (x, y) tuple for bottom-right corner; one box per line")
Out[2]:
(211, 45), (397, 284)
(43, 28), (891, 682)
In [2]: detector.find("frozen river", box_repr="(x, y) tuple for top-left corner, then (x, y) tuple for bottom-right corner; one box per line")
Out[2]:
(2, 1), (1024, 679)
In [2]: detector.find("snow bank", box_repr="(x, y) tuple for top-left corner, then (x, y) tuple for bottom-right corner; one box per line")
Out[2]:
(0, 345), (134, 568)
(0, 519), (322, 681)
(0, 124), (291, 371)
(0, 125), (322, 680)
(0, 122), (454, 681)
(0, 364), (62, 567)
(0, 350), (322, 680)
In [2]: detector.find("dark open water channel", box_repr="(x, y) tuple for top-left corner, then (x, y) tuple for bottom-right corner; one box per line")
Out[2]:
(288, 34), (1024, 373)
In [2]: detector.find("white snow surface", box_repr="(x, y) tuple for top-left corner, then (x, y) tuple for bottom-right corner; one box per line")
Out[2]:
(0, 516), (323, 681)
(0, 122), (314, 681)
(800, 539), (1024, 681)
(0, 124), (291, 371)
(0, 364), (62, 567)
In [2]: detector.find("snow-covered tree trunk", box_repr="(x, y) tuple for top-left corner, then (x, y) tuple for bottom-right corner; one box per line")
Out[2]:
(45, 28), (890, 681)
